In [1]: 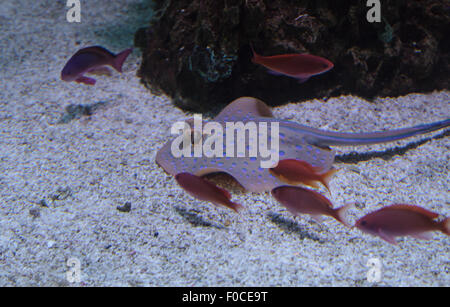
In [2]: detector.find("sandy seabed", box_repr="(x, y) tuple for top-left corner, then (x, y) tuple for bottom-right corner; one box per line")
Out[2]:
(0, 1), (448, 286)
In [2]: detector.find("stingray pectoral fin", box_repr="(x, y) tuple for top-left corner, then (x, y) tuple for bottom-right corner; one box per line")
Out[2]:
(214, 97), (274, 120)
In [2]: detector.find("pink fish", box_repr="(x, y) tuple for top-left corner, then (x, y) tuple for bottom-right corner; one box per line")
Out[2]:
(355, 204), (450, 245)
(269, 159), (337, 192)
(175, 172), (244, 213)
(271, 185), (352, 226)
(61, 46), (132, 85)
(251, 46), (334, 83)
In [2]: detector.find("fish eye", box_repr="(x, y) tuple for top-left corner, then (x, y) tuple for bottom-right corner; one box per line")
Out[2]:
(360, 220), (367, 226)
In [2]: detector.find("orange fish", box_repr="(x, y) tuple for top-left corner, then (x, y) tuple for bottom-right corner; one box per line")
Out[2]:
(271, 186), (352, 226)
(175, 172), (244, 213)
(269, 159), (337, 192)
(251, 46), (334, 83)
(355, 204), (450, 245)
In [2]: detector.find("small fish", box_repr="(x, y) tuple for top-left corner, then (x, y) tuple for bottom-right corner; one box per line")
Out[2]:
(355, 204), (450, 245)
(61, 46), (133, 85)
(271, 185), (352, 226)
(175, 172), (244, 213)
(270, 159), (337, 192)
(251, 46), (334, 83)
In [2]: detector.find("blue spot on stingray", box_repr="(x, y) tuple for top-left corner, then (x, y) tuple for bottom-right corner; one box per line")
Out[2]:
(250, 157), (257, 161)
(280, 132), (285, 138)
(279, 150), (285, 156)
(296, 145), (303, 150)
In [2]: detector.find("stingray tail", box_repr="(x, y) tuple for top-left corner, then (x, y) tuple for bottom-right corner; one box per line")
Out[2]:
(304, 118), (450, 146)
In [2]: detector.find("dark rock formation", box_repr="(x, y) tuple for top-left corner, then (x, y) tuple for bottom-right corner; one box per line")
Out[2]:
(135, 0), (450, 112)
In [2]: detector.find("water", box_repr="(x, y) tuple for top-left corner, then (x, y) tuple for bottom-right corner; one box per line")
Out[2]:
(0, 0), (448, 287)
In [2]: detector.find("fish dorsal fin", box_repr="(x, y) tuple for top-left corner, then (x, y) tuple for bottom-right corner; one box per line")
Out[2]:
(75, 46), (114, 57)
(214, 97), (274, 120)
(386, 204), (439, 219)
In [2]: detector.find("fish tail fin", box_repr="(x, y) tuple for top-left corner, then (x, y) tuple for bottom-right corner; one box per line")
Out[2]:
(321, 167), (338, 193)
(441, 217), (450, 235)
(227, 201), (245, 213)
(297, 77), (310, 84)
(333, 203), (354, 227)
(213, 184), (244, 213)
(250, 43), (258, 62)
(303, 180), (320, 190)
(113, 48), (133, 72)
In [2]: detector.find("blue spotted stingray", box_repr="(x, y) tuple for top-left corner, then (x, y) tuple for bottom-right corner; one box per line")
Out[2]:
(156, 97), (449, 193)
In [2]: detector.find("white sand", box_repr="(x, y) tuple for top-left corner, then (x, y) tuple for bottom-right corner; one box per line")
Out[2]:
(0, 0), (448, 286)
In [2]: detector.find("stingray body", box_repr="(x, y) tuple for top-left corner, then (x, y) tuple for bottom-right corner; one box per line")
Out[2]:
(156, 97), (449, 193)
(157, 98), (335, 192)
(156, 97), (450, 243)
